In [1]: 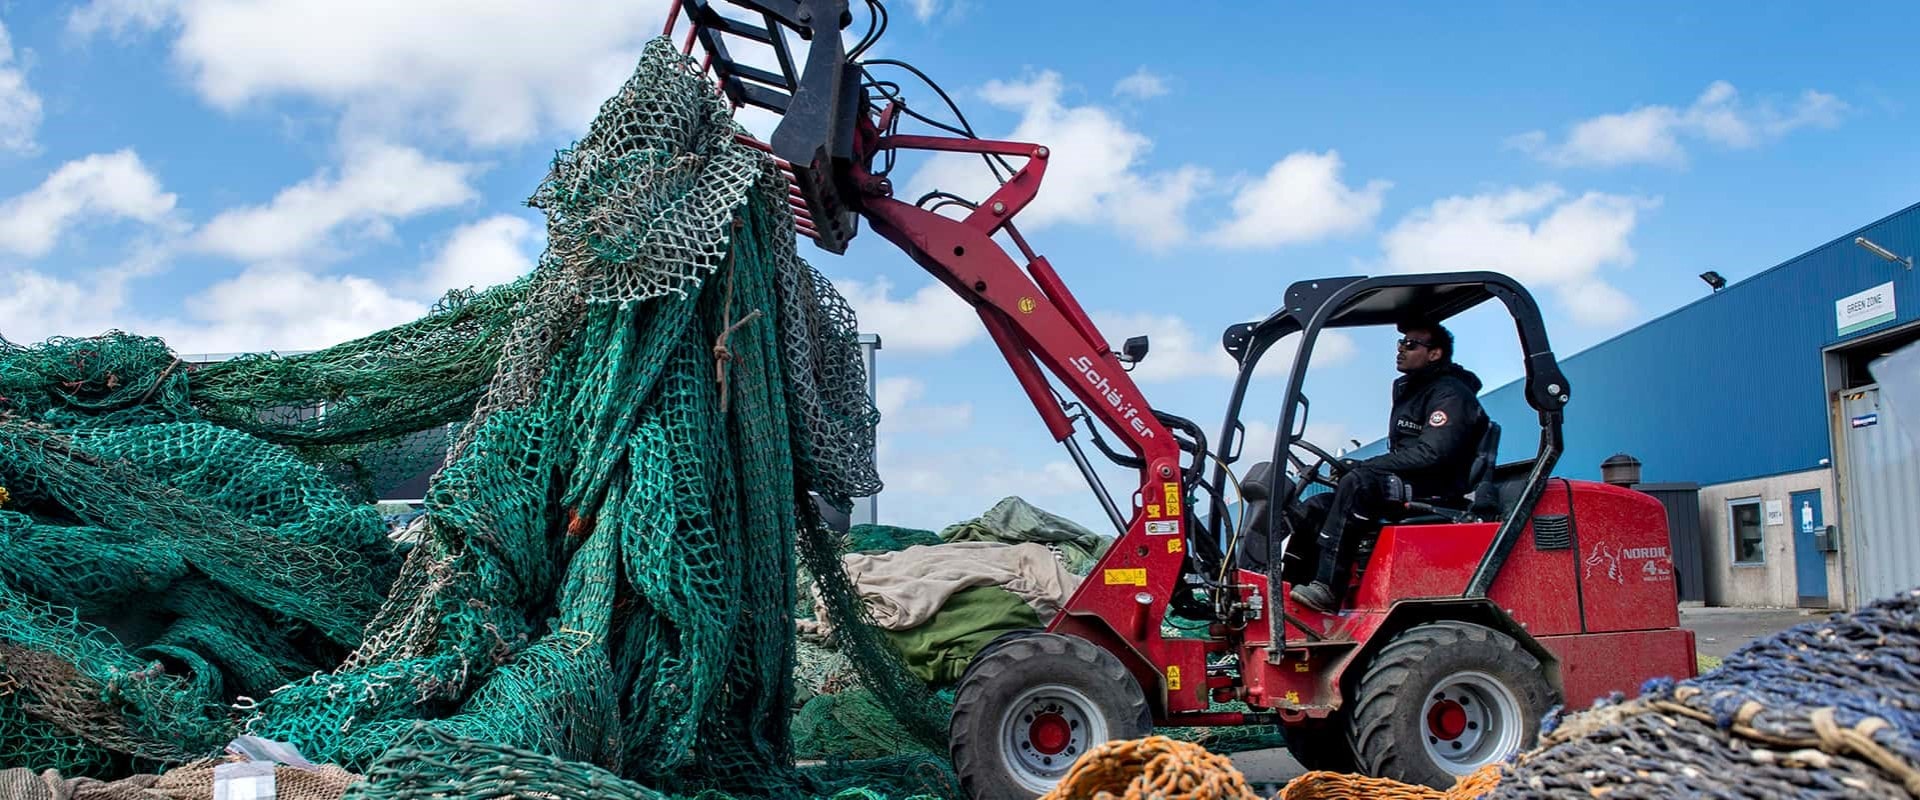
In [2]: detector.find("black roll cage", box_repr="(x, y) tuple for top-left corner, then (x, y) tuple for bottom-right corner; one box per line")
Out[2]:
(1204, 272), (1570, 643)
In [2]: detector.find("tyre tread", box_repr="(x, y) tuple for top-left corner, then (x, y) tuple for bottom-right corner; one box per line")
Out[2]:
(1345, 621), (1553, 788)
(949, 633), (1150, 799)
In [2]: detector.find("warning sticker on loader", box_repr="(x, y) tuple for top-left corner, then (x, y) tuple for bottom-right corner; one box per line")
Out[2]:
(1166, 666), (1182, 690)
(1145, 503), (1163, 519)
(1146, 520), (1178, 536)
(1104, 568), (1147, 586)
(1167, 539), (1183, 554)
(1163, 483), (1181, 517)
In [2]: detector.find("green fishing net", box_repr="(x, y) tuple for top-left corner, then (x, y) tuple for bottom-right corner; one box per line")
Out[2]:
(0, 35), (958, 799)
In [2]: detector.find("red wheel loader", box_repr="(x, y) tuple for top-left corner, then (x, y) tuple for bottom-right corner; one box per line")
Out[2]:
(666, 1), (1699, 794)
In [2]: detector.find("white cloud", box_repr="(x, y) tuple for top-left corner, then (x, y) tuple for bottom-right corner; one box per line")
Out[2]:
(0, 244), (167, 345)
(875, 376), (973, 435)
(868, 387), (1093, 530)
(1211, 150), (1389, 248)
(877, 445), (1089, 529)
(68, 0), (178, 39)
(0, 269), (131, 345)
(1088, 311), (1356, 384)
(1090, 311), (1238, 382)
(0, 22), (43, 154)
(2, 210), (541, 354)
(907, 0), (943, 22)
(67, 0), (665, 147)
(0, 151), (178, 257)
(1560, 278), (1636, 327)
(1113, 67), (1168, 100)
(904, 70), (1209, 250)
(153, 266), (429, 354)
(833, 276), (981, 354)
(1107, 166), (1210, 250)
(1239, 421), (1280, 467)
(196, 141), (478, 263)
(1510, 80), (1847, 168)
(1379, 184), (1656, 326)
(416, 214), (539, 297)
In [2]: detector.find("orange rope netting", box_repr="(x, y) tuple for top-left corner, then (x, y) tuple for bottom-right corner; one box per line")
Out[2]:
(1277, 765), (1502, 800)
(1038, 735), (1504, 800)
(1040, 735), (1260, 800)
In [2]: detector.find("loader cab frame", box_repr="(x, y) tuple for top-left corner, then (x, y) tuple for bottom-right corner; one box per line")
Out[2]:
(1206, 273), (1571, 629)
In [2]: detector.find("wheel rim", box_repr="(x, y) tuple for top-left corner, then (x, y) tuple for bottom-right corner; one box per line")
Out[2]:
(1419, 670), (1523, 775)
(998, 684), (1107, 793)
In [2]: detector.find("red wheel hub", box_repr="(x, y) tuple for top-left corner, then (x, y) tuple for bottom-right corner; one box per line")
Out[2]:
(1029, 712), (1071, 754)
(1427, 700), (1468, 740)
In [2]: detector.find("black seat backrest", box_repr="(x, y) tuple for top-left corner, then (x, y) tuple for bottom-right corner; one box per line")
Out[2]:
(1235, 461), (1277, 569)
(1466, 420), (1502, 518)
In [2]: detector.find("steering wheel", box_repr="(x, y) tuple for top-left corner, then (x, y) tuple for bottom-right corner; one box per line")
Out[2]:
(1278, 433), (1354, 511)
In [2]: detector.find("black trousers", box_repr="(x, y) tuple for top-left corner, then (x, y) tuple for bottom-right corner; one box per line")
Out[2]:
(1280, 467), (1404, 588)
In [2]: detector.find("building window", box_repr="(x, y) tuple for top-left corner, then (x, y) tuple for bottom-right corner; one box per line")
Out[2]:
(1729, 499), (1765, 565)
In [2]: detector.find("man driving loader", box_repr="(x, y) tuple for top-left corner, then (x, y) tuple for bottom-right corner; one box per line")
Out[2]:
(1285, 319), (1487, 613)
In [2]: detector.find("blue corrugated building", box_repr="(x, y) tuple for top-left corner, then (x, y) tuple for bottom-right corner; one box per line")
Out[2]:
(1360, 200), (1920, 611)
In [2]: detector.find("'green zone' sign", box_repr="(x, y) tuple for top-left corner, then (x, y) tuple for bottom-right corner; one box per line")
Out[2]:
(1837, 281), (1896, 337)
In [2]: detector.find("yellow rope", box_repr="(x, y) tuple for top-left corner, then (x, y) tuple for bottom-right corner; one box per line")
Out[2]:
(1041, 735), (1260, 800)
(1277, 764), (1502, 800)
(1042, 735), (1504, 800)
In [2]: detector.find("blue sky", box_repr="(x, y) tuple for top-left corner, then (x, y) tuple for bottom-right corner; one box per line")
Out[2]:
(0, 2), (1916, 532)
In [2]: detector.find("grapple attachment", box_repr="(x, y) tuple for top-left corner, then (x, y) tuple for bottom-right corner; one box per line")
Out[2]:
(668, 0), (871, 252)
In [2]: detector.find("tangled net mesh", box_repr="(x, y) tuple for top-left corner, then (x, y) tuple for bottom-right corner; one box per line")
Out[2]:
(1482, 586), (1920, 799)
(0, 36), (952, 799)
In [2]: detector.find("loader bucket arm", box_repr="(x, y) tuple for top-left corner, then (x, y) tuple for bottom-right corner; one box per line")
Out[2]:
(672, 0), (1225, 719)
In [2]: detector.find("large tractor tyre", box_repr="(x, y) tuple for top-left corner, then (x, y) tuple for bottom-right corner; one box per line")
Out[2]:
(1282, 715), (1356, 774)
(955, 627), (1045, 688)
(949, 632), (1153, 798)
(1345, 621), (1557, 789)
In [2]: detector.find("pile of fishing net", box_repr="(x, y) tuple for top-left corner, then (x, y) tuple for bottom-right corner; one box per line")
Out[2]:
(787, 502), (1293, 767)
(1271, 585), (1920, 799)
(0, 34), (958, 800)
(1482, 585), (1920, 798)
(789, 502), (1104, 763)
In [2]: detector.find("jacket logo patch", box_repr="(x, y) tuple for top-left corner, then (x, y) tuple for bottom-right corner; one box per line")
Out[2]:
(1428, 410), (1448, 427)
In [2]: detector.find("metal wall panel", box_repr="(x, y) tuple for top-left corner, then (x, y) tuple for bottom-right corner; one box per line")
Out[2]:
(1464, 201), (1920, 486)
(1635, 483), (1706, 603)
(1842, 386), (1920, 603)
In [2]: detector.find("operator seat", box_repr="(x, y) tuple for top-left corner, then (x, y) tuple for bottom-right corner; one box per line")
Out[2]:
(1233, 460), (1282, 573)
(1393, 419), (1502, 525)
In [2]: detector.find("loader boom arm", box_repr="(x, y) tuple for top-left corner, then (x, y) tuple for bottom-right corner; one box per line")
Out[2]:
(674, 0), (1222, 715)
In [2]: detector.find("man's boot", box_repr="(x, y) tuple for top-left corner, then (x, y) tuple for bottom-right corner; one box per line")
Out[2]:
(1289, 580), (1337, 613)
(1289, 511), (1364, 613)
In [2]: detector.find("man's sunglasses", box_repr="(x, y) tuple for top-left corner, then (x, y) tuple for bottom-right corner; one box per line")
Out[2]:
(1397, 337), (1434, 350)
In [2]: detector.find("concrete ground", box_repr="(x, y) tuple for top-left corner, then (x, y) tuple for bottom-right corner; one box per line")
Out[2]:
(1226, 604), (1815, 787)
(1680, 604), (1824, 660)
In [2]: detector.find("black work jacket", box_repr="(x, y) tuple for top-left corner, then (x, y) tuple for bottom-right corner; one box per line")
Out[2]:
(1360, 362), (1485, 499)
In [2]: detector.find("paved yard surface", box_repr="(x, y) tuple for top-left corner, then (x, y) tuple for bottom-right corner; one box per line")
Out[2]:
(1227, 604), (1820, 787)
(1681, 604), (1822, 660)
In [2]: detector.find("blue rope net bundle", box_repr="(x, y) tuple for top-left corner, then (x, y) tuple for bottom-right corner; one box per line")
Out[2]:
(1488, 586), (1920, 799)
